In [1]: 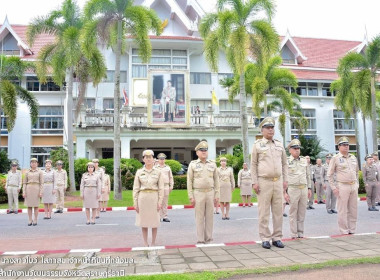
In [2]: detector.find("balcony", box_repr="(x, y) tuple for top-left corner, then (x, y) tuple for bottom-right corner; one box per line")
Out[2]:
(75, 106), (256, 130)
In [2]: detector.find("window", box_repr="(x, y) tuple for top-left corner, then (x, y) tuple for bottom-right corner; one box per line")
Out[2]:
(27, 76), (40, 91)
(0, 110), (7, 135)
(40, 79), (61, 91)
(291, 109), (316, 136)
(333, 110), (355, 134)
(31, 147), (61, 167)
(191, 100), (211, 113)
(219, 100), (239, 113)
(296, 82), (318, 96)
(281, 45), (296, 65)
(132, 49), (187, 78)
(190, 72), (211, 84)
(32, 106), (64, 134)
(104, 70), (127, 83)
(218, 73), (234, 80)
(102, 98), (123, 111)
(322, 83), (334, 97)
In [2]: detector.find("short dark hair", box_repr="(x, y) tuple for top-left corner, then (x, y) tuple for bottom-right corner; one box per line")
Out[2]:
(167, 80), (172, 83)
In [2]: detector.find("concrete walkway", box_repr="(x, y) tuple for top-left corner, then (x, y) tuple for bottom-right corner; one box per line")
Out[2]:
(1, 233), (380, 279)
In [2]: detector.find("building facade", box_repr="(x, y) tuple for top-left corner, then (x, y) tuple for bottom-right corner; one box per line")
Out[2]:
(0, 0), (377, 168)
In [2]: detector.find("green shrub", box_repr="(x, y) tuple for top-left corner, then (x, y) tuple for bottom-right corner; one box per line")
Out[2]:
(122, 175), (135, 190)
(165, 159), (182, 174)
(173, 175), (187, 189)
(0, 175), (6, 203)
(0, 150), (11, 174)
(74, 158), (91, 187)
(99, 158), (114, 175)
(121, 158), (143, 175)
(50, 147), (69, 172)
(358, 170), (365, 194)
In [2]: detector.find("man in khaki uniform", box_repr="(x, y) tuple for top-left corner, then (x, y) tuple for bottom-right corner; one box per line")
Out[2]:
(251, 117), (288, 249)
(187, 141), (220, 244)
(324, 153), (337, 214)
(156, 153), (174, 222)
(305, 156), (315, 210)
(54, 160), (67, 213)
(93, 158), (104, 218)
(362, 154), (379, 211)
(286, 139), (311, 239)
(314, 159), (325, 204)
(372, 152), (380, 206)
(327, 136), (359, 234)
(5, 160), (22, 214)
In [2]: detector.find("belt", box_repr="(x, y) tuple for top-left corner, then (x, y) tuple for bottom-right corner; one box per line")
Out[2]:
(260, 177), (280, 182)
(8, 185), (19, 187)
(289, 184), (306, 189)
(140, 189), (158, 193)
(85, 185), (97, 188)
(57, 184), (65, 186)
(44, 181), (53, 183)
(164, 183), (170, 186)
(27, 182), (40, 185)
(194, 188), (214, 192)
(338, 181), (356, 185)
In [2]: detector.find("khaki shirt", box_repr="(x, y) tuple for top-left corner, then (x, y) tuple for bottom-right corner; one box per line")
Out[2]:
(287, 156), (311, 189)
(22, 169), (44, 196)
(155, 164), (174, 188)
(218, 167), (235, 190)
(238, 169), (252, 186)
(80, 172), (101, 196)
(187, 159), (220, 200)
(54, 169), (67, 189)
(6, 170), (22, 190)
(94, 168), (104, 184)
(133, 167), (164, 207)
(250, 137), (288, 185)
(103, 174), (111, 193)
(43, 169), (55, 187)
(362, 164), (380, 184)
(327, 152), (359, 190)
(313, 165), (325, 182)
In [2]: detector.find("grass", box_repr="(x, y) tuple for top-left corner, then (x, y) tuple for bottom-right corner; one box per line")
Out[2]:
(0, 190), (367, 209)
(98, 256), (380, 280)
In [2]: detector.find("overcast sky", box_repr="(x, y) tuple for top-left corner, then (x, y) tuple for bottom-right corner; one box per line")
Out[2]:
(0, 0), (379, 42)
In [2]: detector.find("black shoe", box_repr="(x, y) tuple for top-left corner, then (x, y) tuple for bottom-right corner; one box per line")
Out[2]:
(310, 206), (315, 209)
(222, 217), (226, 220)
(7, 210), (13, 214)
(369, 207), (376, 211)
(331, 210), (338, 214)
(32, 223), (37, 226)
(28, 223), (32, 226)
(272, 240), (285, 248)
(373, 207), (379, 211)
(262, 241), (271, 249)
(162, 218), (170, 222)
(14, 211), (18, 214)
(43, 217), (49, 219)
(327, 210), (333, 214)
(376, 202), (380, 206)
(318, 201), (325, 204)
(283, 213), (287, 217)
(54, 209), (60, 213)
(306, 206), (311, 210)
(95, 216), (100, 219)
(226, 217), (230, 220)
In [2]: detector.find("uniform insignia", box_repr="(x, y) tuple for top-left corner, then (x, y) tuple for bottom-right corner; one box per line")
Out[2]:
(260, 142), (266, 148)
(339, 158), (344, 163)
(196, 163), (201, 168)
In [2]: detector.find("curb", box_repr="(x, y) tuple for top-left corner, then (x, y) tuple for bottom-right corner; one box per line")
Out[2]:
(1, 232), (378, 256)
(0, 198), (369, 214)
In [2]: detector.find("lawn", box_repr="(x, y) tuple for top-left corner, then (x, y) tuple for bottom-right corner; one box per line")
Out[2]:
(0, 189), (367, 209)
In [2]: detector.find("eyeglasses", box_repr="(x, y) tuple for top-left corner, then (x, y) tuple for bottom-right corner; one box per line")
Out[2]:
(199, 149), (208, 151)
(340, 144), (349, 147)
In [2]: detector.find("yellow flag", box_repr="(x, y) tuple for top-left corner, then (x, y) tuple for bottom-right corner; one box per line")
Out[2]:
(211, 89), (218, 106)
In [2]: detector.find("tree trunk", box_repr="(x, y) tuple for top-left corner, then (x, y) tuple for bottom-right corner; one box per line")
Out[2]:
(353, 107), (361, 167)
(371, 76), (377, 152)
(239, 72), (250, 167)
(362, 112), (368, 155)
(113, 20), (122, 200)
(66, 67), (76, 192)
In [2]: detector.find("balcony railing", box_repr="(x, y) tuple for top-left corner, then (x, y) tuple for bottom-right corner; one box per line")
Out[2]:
(75, 106), (256, 129)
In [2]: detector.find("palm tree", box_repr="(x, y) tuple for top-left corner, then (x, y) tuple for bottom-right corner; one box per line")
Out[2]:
(200, 0), (279, 166)
(335, 36), (380, 152)
(27, 0), (106, 192)
(0, 55), (39, 149)
(83, 0), (162, 199)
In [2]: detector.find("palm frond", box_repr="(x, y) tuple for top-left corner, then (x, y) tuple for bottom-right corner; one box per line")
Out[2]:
(199, 13), (218, 38)
(204, 32), (221, 73)
(14, 85), (39, 125)
(27, 14), (60, 45)
(0, 80), (17, 131)
(84, 0), (115, 20)
(36, 43), (58, 83)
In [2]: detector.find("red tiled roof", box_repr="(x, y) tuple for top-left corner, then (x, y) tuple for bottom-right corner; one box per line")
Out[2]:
(289, 69), (339, 81)
(282, 36), (362, 69)
(0, 24), (56, 59)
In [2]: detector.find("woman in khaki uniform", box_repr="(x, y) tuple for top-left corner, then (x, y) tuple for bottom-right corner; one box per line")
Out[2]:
(99, 166), (111, 212)
(133, 150), (164, 247)
(80, 162), (101, 225)
(238, 163), (253, 207)
(42, 159), (56, 219)
(218, 157), (235, 220)
(23, 158), (44, 226)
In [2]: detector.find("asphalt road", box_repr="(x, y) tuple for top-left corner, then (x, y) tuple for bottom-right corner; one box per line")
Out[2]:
(1, 201), (379, 251)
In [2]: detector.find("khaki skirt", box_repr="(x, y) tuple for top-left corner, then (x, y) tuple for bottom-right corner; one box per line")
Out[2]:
(25, 184), (41, 207)
(42, 183), (56, 204)
(220, 181), (233, 203)
(100, 191), (110, 202)
(83, 187), (99, 208)
(240, 180), (253, 196)
(135, 191), (160, 228)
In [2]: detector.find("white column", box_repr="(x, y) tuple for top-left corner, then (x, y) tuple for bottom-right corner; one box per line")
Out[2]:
(76, 137), (87, 159)
(226, 145), (234, 155)
(206, 138), (216, 160)
(121, 137), (130, 158)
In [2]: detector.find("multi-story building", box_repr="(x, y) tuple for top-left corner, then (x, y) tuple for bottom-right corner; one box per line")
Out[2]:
(0, 0), (376, 168)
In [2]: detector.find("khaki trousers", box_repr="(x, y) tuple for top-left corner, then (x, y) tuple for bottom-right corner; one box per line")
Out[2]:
(194, 189), (214, 243)
(337, 183), (358, 234)
(7, 187), (19, 211)
(55, 186), (65, 210)
(308, 181), (315, 207)
(160, 187), (170, 218)
(376, 183), (380, 203)
(325, 182), (337, 211)
(288, 187), (308, 238)
(365, 182), (378, 207)
(257, 177), (283, 242)
(315, 181), (325, 202)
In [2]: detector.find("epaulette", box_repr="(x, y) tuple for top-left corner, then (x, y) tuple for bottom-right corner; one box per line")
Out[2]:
(274, 139), (281, 142)
(333, 153), (339, 158)
(254, 139), (261, 143)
